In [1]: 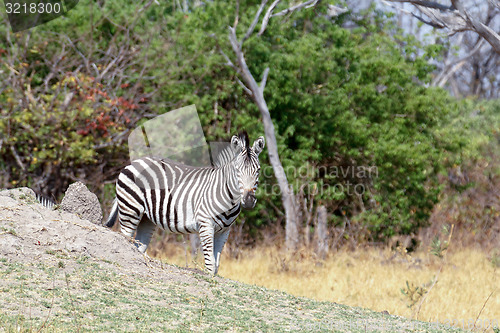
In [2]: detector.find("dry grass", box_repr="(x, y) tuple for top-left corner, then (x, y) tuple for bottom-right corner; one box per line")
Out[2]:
(155, 244), (500, 330)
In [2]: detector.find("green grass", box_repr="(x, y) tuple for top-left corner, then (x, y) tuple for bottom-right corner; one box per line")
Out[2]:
(0, 258), (467, 332)
(0, 226), (17, 236)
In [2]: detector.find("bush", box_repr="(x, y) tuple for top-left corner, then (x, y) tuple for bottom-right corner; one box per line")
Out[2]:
(0, 0), (485, 245)
(423, 99), (500, 249)
(0, 73), (136, 198)
(159, 2), (459, 241)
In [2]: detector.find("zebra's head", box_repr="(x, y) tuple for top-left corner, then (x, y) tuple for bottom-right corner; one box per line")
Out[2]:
(231, 132), (265, 209)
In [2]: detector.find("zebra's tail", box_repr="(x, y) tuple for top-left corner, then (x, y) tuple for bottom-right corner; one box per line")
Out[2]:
(105, 199), (119, 228)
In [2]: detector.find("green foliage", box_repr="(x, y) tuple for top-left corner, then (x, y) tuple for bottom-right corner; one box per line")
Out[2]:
(1, 0), (493, 244)
(435, 98), (500, 163)
(428, 98), (500, 248)
(0, 74), (132, 197)
(400, 280), (428, 309)
(430, 225), (452, 258)
(149, 1), (459, 240)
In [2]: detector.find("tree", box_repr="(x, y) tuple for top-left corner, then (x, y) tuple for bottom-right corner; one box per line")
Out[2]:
(219, 0), (332, 250)
(0, 0), (467, 248)
(384, 0), (500, 53)
(380, 0), (500, 98)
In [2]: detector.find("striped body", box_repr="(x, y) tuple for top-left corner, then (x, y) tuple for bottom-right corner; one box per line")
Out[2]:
(107, 132), (265, 274)
(117, 157), (241, 237)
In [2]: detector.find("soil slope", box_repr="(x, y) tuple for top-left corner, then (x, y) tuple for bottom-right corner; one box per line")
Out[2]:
(0, 188), (464, 332)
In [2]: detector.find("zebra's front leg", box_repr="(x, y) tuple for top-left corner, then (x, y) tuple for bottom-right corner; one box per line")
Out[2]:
(213, 229), (230, 275)
(198, 223), (216, 275)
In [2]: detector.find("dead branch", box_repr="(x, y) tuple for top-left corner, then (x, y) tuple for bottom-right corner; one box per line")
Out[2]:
(258, 0), (321, 36)
(242, 0), (268, 44)
(228, 22), (301, 248)
(234, 0), (240, 28)
(326, 4), (348, 18)
(271, 0), (319, 17)
(10, 145), (26, 172)
(260, 67), (269, 95)
(236, 77), (253, 96)
(258, 0), (281, 36)
(385, 0), (500, 53)
(385, 0), (452, 11)
(488, 0), (500, 10)
(432, 39), (485, 87)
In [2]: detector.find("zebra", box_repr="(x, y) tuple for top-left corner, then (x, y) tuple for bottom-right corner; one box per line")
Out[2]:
(106, 131), (265, 275)
(35, 193), (56, 209)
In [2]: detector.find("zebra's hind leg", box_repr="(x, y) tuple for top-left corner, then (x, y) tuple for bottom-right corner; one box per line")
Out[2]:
(135, 217), (157, 254)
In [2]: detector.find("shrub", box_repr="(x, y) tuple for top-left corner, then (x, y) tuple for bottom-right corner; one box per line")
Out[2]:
(0, 73), (135, 198)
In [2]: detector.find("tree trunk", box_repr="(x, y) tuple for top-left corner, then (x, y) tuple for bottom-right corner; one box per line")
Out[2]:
(228, 28), (299, 251)
(315, 205), (328, 259)
(223, 0), (325, 251)
(253, 89), (299, 251)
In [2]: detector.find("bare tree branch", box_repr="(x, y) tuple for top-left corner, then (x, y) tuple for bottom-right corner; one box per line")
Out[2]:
(225, 0), (322, 250)
(488, 0), (500, 10)
(271, 0), (320, 17)
(385, 0), (453, 11)
(326, 4), (348, 18)
(258, 0), (281, 36)
(383, 0), (448, 28)
(258, 0), (326, 36)
(10, 145), (25, 172)
(97, 48), (125, 81)
(437, 60), (468, 88)
(463, 14), (500, 52)
(414, 5), (468, 31)
(236, 77), (253, 96)
(433, 39), (485, 87)
(209, 33), (241, 74)
(220, 0), (324, 249)
(228, 27), (257, 89)
(242, 0), (268, 44)
(234, 0), (240, 28)
(260, 67), (269, 94)
(385, 0), (500, 53)
(412, 13), (446, 28)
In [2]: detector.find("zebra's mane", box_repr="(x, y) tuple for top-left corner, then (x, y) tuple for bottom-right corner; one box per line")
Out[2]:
(210, 131), (252, 168)
(238, 131), (251, 160)
(211, 143), (237, 168)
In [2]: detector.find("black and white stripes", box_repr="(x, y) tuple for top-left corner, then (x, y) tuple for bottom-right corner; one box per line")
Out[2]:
(106, 132), (265, 274)
(36, 193), (56, 209)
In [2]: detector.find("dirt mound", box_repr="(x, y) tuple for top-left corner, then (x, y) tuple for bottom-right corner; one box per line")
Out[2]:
(0, 187), (199, 285)
(60, 181), (103, 225)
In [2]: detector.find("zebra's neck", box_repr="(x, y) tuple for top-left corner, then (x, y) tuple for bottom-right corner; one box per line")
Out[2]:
(219, 160), (241, 206)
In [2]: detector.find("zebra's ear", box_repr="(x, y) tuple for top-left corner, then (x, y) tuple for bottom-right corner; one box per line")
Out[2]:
(231, 135), (242, 151)
(252, 136), (265, 155)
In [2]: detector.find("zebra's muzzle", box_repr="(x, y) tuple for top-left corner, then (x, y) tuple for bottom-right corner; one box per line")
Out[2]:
(242, 191), (256, 209)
